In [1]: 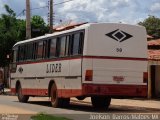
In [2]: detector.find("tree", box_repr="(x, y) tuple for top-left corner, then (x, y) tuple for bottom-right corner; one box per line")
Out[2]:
(0, 5), (18, 67)
(16, 19), (26, 40)
(31, 15), (49, 38)
(0, 5), (49, 67)
(138, 16), (160, 39)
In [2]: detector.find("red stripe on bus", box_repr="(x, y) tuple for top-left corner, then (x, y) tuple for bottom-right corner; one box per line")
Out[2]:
(83, 56), (148, 61)
(22, 89), (48, 96)
(82, 84), (147, 97)
(17, 57), (82, 65)
(17, 56), (147, 65)
(10, 88), (82, 97)
(59, 89), (82, 98)
(10, 88), (48, 96)
(11, 84), (147, 98)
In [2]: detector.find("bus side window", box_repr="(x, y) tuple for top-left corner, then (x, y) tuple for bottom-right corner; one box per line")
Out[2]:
(33, 42), (38, 60)
(49, 38), (57, 58)
(24, 45), (28, 60)
(19, 46), (22, 61)
(70, 33), (81, 56)
(23, 45), (26, 60)
(27, 43), (33, 61)
(79, 32), (84, 54)
(18, 45), (25, 61)
(17, 46), (20, 62)
(42, 40), (48, 59)
(59, 36), (66, 57)
(25, 44), (32, 60)
(37, 41), (43, 59)
(19, 46), (23, 61)
(13, 47), (18, 62)
(65, 35), (70, 56)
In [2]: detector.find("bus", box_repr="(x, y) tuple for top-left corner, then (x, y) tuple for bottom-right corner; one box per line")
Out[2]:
(10, 23), (148, 109)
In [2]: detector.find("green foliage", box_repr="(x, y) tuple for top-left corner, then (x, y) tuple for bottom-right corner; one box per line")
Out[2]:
(0, 5), (18, 67)
(0, 5), (49, 67)
(4, 4), (16, 17)
(31, 15), (49, 38)
(16, 19), (26, 40)
(31, 113), (72, 120)
(138, 16), (160, 38)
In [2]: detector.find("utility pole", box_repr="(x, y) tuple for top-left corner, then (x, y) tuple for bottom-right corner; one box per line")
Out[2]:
(26, 0), (31, 39)
(49, 0), (53, 33)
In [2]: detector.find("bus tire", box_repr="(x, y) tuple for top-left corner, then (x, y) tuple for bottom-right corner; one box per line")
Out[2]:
(50, 84), (70, 108)
(17, 84), (29, 103)
(61, 98), (70, 107)
(91, 96), (111, 109)
(76, 96), (86, 100)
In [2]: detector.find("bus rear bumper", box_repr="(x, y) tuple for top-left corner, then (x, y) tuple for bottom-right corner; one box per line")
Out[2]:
(82, 84), (147, 97)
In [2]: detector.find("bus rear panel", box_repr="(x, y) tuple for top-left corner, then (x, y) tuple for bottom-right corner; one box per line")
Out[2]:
(82, 23), (148, 97)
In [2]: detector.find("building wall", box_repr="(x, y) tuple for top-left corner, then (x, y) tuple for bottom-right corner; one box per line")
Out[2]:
(148, 61), (160, 98)
(155, 66), (160, 97)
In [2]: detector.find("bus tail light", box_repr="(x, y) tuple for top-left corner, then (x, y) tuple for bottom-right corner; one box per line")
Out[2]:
(85, 70), (93, 81)
(143, 72), (148, 83)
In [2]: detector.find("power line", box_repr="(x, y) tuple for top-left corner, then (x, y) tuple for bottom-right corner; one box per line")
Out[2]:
(54, 0), (75, 6)
(16, 0), (76, 18)
(30, 6), (48, 11)
(30, 0), (76, 10)
(16, 9), (25, 18)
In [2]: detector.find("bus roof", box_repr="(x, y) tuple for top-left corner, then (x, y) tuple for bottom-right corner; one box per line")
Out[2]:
(13, 23), (143, 48)
(13, 23), (90, 48)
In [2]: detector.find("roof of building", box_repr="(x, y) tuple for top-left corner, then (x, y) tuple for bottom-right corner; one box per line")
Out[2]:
(148, 39), (160, 60)
(147, 35), (154, 39)
(148, 50), (160, 60)
(53, 22), (88, 31)
(148, 39), (160, 46)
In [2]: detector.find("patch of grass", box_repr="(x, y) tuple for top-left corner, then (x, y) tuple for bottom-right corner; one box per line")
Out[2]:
(31, 113), (72, 120)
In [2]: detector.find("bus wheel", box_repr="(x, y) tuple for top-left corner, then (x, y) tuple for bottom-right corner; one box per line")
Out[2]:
(61, 98), (70, 107)
(91, 96), (111, 109)
(76, 96), (86, 100)
(17, 84), (29, 103)
(50, 84), (70, 108)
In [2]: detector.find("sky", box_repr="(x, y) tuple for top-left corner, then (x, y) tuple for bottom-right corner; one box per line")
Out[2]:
(0, 0), (160, 25)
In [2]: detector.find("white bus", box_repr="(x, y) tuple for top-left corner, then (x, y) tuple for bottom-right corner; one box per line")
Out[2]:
(10, 23), (148, 109)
